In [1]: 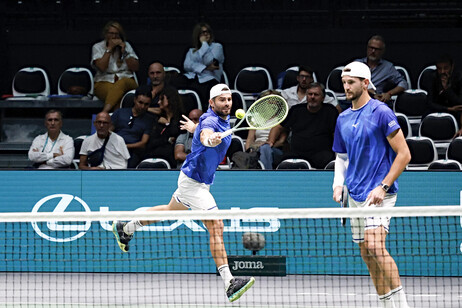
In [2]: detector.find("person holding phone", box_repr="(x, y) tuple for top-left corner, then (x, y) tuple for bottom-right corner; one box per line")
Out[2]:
(174, 22), (225, 110)
(91, 21), (139, 113)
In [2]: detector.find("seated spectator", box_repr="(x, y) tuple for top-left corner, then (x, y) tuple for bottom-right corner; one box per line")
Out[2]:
(246, 90), (287, 153)
(79, 112), (130, 169)
(91, 21), (139, 113)
(147, 61), (171, 115)
(144, 87), (184, 167)
(356, 35), (408, 104)
(111, 85), (154, 168)
(426, 54), (462, 137)
(174, 108), (203, 168)
(28, 109), (74, 169)
(281, 65), (342, 113)
(260, 82), (338, 169)
(172, 22), (224, 109)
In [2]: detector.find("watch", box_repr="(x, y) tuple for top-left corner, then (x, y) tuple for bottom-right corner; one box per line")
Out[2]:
(381, 183), (390, 192)
(105, 49), (111, 53)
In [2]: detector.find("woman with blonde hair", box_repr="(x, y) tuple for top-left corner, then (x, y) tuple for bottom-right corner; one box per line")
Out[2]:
(91, 21), (139, 113)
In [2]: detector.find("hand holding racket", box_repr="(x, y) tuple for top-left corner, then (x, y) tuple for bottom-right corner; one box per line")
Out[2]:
(220, 95), (289, 138)
(340, 185), (348, 227)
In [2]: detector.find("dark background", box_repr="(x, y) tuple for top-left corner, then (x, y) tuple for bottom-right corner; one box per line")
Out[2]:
(1, 0), (462, 95)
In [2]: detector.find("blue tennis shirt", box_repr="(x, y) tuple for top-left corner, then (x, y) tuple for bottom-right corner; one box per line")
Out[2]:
(181, 107), (231, 184)
(332, 99), (401, 202)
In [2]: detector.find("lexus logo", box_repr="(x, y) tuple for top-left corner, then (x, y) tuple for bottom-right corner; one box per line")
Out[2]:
(31, 194), (91, 242)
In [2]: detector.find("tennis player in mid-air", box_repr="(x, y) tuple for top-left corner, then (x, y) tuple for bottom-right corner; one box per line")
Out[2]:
(112, 84), (255, 303)
(332, 62), (411, 308)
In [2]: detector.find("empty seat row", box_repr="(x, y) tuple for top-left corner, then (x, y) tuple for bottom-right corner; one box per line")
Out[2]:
(406, 136), (462, 170)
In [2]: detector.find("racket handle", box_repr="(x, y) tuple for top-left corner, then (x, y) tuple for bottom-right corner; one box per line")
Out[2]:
(220, 129), (233, 138)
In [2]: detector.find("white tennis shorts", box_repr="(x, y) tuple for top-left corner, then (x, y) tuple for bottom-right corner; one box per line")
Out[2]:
(172, 171), (218, 211)
(349, 193), (397, 243)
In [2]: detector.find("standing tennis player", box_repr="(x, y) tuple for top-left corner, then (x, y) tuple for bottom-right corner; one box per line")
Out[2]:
(112, 84), (255, 303)
(332, 62), (411, 308)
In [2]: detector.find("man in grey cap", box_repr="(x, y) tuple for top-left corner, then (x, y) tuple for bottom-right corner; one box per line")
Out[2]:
(112, 84), (255, 303)
(332, 62), (411, 308)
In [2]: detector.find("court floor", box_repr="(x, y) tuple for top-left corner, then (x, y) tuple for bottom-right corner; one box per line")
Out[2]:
(0, 273), (460, 308)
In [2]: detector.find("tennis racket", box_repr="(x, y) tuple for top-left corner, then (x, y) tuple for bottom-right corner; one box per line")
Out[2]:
(221, 95), (289, 138)
(340, 185), (348, 227)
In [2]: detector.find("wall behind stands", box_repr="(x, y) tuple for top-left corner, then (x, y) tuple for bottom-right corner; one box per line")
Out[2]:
(0, 170), (461, 276)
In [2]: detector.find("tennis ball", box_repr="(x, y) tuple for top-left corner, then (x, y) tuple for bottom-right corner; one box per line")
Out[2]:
(235, 109), (245, 119)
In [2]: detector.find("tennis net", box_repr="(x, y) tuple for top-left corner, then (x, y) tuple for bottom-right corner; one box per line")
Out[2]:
(0, 206), (461, 308)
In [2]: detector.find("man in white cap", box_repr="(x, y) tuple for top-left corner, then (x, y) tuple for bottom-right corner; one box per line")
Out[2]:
(332, 62), (411, 308)
(112, 84), (255, 302)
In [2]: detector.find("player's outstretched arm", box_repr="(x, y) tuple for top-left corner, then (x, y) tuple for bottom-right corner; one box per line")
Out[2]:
(201, 128), (222, 147)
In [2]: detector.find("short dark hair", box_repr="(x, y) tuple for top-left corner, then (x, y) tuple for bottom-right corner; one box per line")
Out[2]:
(45, 109), (63, 120)
(436, 54), (454, 66)
(134, 85), (152, 99)
(298, 65), (314, 76)
(307, 82), (326, 97)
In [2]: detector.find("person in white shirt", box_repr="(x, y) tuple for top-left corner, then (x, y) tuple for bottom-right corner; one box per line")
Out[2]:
(281, 65), (342, 113)
(91, 21), (139, 113)
(79, 112), (130, 170)
(28, 110), (74, 169)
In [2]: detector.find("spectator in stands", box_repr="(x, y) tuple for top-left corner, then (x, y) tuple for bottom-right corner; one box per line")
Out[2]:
(111, 85), (154, 168)
(245, 90), (287, 153)
(260, 82), (338, 169)
(147, 61), (168, 115)
(28, 110), (74, 169)
(174, 108), (203, 168)
(356, 35), (408, 104)
(79, 112), (130, 169)
(144, 87), (184, 168)
(426, 54), (462, 137)
(91, 21), (139, 113)
(173, 22), (224, 109)
(281, 66), (342, 113)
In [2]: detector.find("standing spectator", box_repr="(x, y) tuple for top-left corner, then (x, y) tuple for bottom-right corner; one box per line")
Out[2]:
(174, 108), (203, 168)
(356, 35), (408, 104)
(79, 112), (130, 170)
(281, 66), (342, 113)
(333, 61), (411, 308)
(426, 54), (462, 136)
(91, 21), (139, 113)
(111, 85), (154, 168)
(260, 83), (338, 169)
(174, 22), (224, 109)
(144, 87), (184, 167)
(28, 110), (74, 169)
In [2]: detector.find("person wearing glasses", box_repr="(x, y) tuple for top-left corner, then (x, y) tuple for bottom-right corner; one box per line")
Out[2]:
(79, 112), (130, 170)
(111, 85), (154, 168)
(28, 110), (74, 169)
(281, 65), (342, 113)
(173, 22), (224, 110)
(356, 35), (408, 104)
(91, 21), (139, 113)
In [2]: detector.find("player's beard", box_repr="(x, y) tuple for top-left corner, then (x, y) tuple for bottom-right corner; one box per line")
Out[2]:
(345, 88), (362, 101)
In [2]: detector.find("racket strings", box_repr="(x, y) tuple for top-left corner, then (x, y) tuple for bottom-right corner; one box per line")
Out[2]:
(247, 96), (288, 129)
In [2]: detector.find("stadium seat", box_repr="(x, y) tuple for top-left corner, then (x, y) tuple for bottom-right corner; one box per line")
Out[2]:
(276, 158), (312, 170)
(10, 67), (50, 99)
(417, 65), (436, 93)
(178, 89), (202, 115)
(120, 90), (136, 109)
(406, 136), (438, 170)
(427, 159), (462, 170)
(57, 67), (94, 96)
(324, 160), (335, 170)
(395, 65), (412, 89)
(234, 66), (273, 107)
(393, 89), (428, 134)
(326, 66), (345, 98)
(446, 136), (462, 164)
(395, 112), (412, 138)
(136, 158), (171, 169)
(419, 112), (459, 158)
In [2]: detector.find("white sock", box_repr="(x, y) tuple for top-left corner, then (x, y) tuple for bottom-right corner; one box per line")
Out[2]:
(123, 220), (143, 235)
(218, 264), (234, 289)
(379, 291), (396, 308)
(391, 286), (410, 308)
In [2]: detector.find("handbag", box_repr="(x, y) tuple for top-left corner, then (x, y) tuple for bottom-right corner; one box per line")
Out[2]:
(87, 135), (110, 167)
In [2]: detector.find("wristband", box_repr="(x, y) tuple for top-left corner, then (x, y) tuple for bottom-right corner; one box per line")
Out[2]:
(204, 137), (214, 147)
